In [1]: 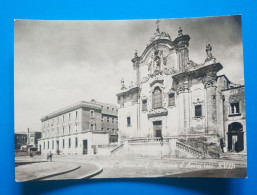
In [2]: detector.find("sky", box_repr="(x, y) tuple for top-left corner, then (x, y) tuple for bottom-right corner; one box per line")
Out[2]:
(14, 15), (244, 132)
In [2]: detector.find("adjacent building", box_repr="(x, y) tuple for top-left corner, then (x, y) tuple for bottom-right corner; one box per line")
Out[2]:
(38, 100), (118, 155)
(15, 133), (27, 150)
(115, 26), (246, 158)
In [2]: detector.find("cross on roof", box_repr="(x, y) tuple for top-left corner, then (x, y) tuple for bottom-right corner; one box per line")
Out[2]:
(156, 19), (161, 32)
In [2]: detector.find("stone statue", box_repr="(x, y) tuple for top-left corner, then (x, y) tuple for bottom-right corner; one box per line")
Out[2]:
(178, 27), (183, 37)
(121, 78), (126, 90)
(134, 50), (138, 58)
(206, 44), (213, 58)
(205, 44), (216, 62)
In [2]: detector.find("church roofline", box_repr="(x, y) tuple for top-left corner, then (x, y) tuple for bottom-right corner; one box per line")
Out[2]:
(221, 85), (244, 92)
(132, 38), (174, 64)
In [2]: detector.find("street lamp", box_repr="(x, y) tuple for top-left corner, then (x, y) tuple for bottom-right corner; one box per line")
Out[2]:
(160, 136), (163, 159)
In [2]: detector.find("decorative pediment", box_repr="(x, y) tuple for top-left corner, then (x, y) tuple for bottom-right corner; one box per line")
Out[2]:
(147, 108), (168, 118)
(150, 79), (164, 87)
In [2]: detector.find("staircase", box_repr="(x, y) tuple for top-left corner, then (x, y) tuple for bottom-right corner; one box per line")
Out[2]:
(176, 141), (207, 159)
(110, 144), (124, 157)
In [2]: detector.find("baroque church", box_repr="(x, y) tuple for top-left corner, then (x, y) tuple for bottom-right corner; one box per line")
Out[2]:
(115, 23), (246, 158)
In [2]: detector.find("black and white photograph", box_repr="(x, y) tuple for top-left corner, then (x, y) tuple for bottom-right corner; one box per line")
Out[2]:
(14, 15), (247, 181)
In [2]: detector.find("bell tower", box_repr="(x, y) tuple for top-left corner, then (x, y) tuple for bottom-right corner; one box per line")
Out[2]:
(173, 27), (190, 72)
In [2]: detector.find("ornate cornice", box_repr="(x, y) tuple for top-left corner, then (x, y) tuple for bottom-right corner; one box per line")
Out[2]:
(172, 63), (223, 82)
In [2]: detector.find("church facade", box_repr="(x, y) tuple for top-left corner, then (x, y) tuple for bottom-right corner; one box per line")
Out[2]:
(116, 26), (246, 158)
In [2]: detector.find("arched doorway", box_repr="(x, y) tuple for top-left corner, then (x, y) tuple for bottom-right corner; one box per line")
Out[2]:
(227, 122), (244, 152)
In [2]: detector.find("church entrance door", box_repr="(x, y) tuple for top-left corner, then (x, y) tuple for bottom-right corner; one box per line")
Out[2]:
(227, 122), (244, 152)
(153, 121), (162, 137)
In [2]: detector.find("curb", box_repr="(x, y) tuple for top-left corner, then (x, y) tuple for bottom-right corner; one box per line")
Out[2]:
(25, 165), (81, 181)
(77, 164), (103, 179)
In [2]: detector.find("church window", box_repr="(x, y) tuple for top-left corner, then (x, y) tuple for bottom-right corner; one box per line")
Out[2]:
(152, 87), (162, 109)
(195, 105), (202, 117)
(90, 110), (94, 118)
(127, 117), (131, 126)
(230, 102), (240, 114)
(168, 93), (175, 106)
(142, 99), (147, 111)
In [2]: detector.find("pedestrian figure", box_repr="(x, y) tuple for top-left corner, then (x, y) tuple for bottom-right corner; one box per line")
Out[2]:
(49, 151), (53, 162)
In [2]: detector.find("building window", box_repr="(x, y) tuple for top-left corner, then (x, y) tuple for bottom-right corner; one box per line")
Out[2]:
(75, 124), (78, 132)
(107, 117), (109, 123)
(63, 127), (65, 135)
(75, 137), (78, 148)
(168, 93), (175, 106)
(90, 110), (94, 118)
(63, 139), (65, 148)
(48, 141), (49, 149)
(101, 128), (104, 131)
(112, 108), (114, 112)
(195, 105), (202, 117)
(230, 102), (240, 114)
(102, 116), (104, 122)
(107, 107), (109, 111)
(76, 111), (78, 118)
(142, 99), (147, 111)
(90, 123), (95, 130)
(68, 138), (71, 148)
(152, 87), (162, 109)
(107, 128), (109, 132)
(69, 113), (71, 120)
(112, 118), (114, 123)
(127, 117), (131, 126)
(63, 115), (65, 122)
(52, 140), (54, 149)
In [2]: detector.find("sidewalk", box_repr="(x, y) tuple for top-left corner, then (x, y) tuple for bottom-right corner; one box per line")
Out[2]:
(15, 161), (80, 182)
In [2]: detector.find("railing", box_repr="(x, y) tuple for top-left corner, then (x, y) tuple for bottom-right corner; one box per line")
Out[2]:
(110, 144), (124, 156)
(127, 137), (176, 144)
(98, 144), (118, 148)
(176, 141), (206, 158)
